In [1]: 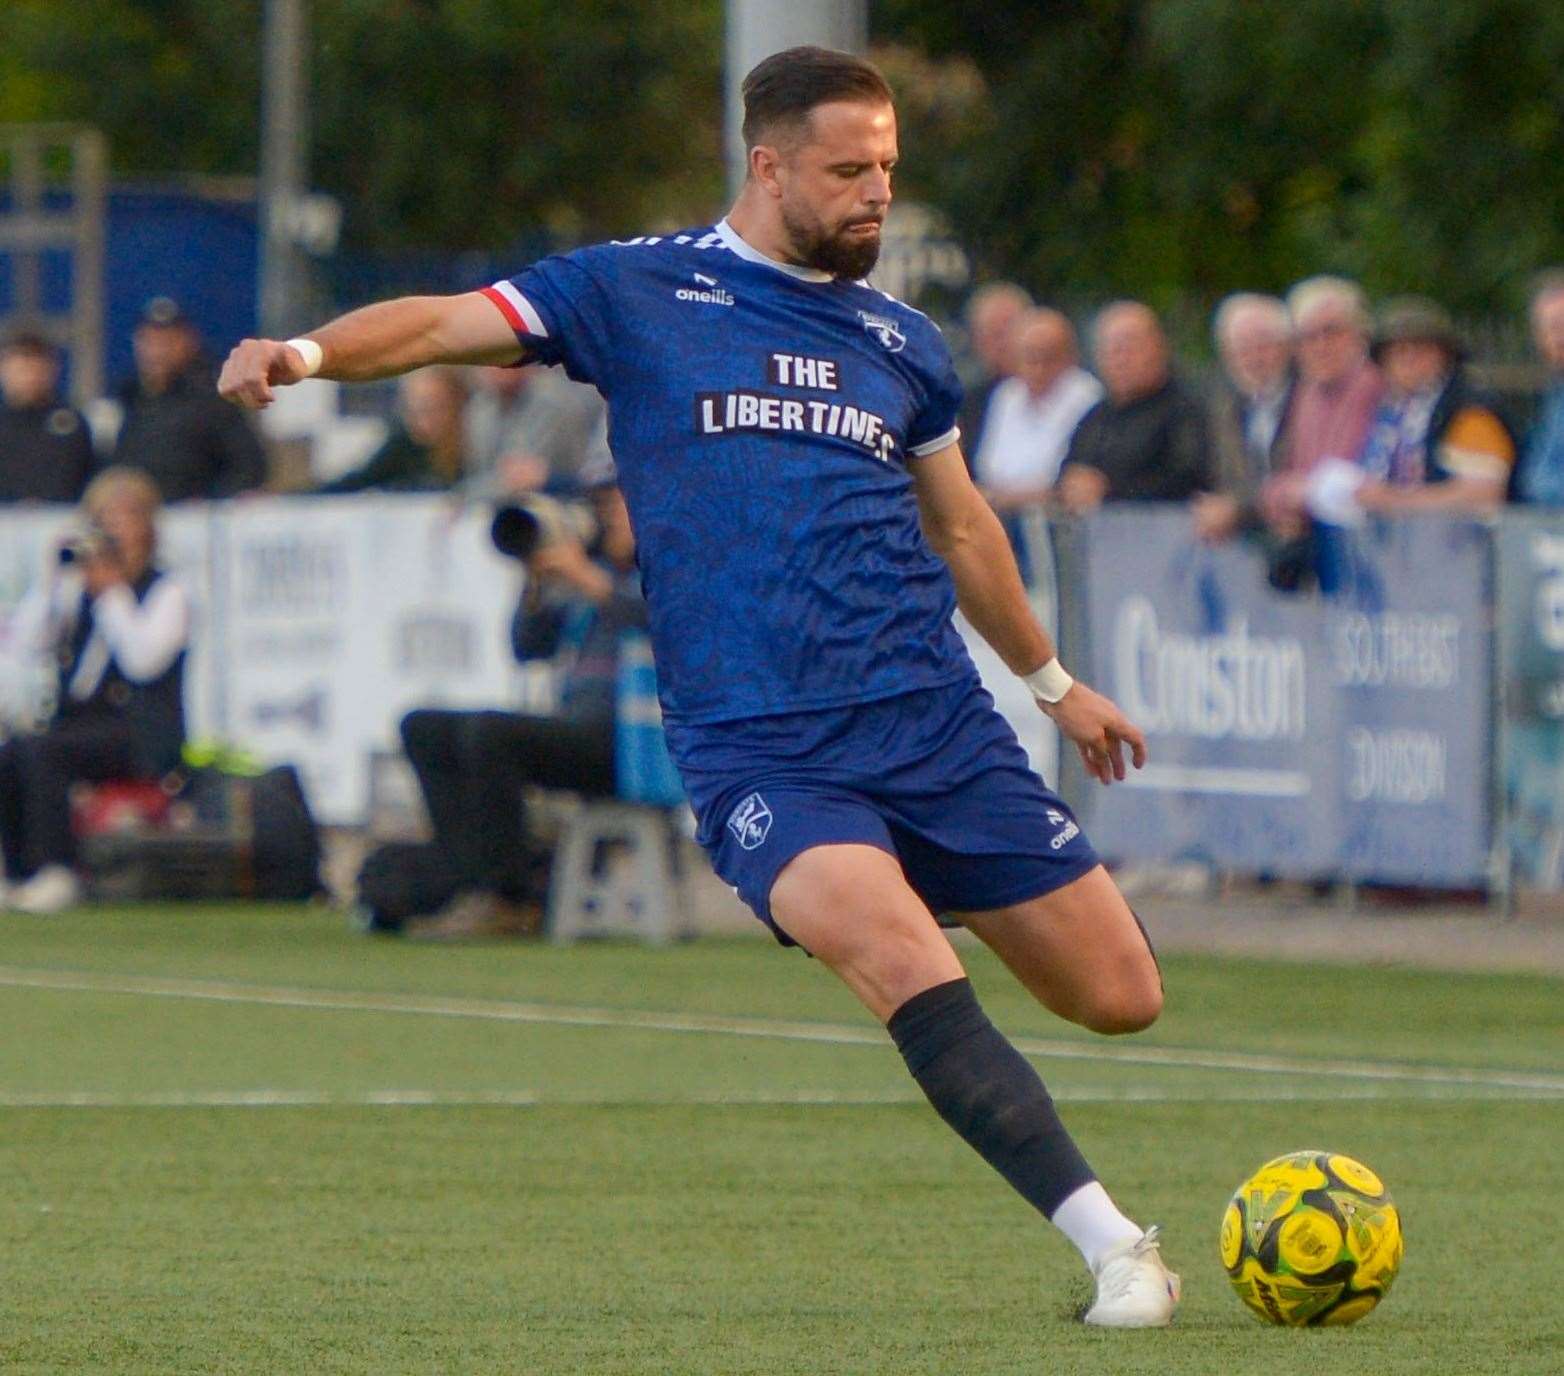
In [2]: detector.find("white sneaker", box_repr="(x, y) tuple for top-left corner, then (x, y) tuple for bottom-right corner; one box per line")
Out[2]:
(1083, 1226), (1180, 1327)
(10, 865), (83, 914)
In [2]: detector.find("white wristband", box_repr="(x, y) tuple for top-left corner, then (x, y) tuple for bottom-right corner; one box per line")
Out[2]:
(284, 337), (324, 377)
(1022, 657), (1074, 705)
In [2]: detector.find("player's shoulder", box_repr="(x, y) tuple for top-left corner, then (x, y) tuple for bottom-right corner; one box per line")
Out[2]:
(841, 280), (951, 362)
(561, 226), (726, 274)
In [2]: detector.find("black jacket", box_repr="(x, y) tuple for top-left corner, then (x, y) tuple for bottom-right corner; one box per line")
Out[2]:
(113, 362), (266, 501)
(1062, 377), (1213, 501)
(55, 568), (188, 776)
(0, 400), (95, 503)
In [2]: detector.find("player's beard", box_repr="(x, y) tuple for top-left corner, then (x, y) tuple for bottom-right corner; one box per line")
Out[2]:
(782, 205), (884, 279)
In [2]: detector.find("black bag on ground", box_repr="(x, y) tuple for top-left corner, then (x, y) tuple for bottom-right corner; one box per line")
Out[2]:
(175, 764), (323, 900)
(353, 842), (466, 933)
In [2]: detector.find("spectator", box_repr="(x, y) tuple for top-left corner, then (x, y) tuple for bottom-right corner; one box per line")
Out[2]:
(0, 329), (95, 505)
(0, 467), (191, 913)
(464, 364), (609, 497)
(1260, 276), (1381, 534)
(395, 468), (646, 939)
(318, 368), (469, 494)
(1517, 272), (1564, 505)
(1193, 294), (1294, 542)
(973, 308), (1102, 512)
(113, 297), (267, 501)
(959, 281), (1032, 460)
(1055, 301), (1211, 512)
(1348, 297), (1516, 514)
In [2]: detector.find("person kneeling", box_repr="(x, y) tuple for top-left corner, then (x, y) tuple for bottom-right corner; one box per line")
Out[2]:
(1, 468), (191, 912)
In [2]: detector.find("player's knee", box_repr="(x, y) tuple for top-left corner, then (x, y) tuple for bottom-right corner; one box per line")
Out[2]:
(1080, 971), (1162, 1036)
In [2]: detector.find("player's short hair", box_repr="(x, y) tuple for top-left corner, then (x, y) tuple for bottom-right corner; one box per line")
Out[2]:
(741, 46), (894, 150)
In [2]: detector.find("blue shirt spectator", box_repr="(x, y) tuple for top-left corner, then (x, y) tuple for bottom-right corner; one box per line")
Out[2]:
(1518, 275), (1564, 505)
(1520, 385), (1564, 505)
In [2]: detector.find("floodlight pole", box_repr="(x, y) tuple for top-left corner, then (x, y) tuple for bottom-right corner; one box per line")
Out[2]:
(259, 0), (309, 338)
(725, 0), (868, 198)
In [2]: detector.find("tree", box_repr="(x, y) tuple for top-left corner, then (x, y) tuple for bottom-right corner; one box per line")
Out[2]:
(874, 0), (1564, 321)
(0, 0), (724, 254)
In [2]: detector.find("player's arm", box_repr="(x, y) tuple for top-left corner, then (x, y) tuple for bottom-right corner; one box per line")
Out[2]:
(910, 442), (1146, 784)
(218, 292), (523, 409)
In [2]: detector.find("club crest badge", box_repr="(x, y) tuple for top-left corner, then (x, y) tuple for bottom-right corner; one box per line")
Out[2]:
(727, 792), (773, 850)
(858, 310), (906, 353)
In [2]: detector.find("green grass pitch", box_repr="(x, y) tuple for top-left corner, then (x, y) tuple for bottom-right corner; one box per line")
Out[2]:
(0, 904), (1559, 1374)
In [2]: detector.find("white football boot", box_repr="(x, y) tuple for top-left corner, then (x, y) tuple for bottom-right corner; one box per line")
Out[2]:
(1083, 1226), (1181, 1327)
(9, 865), (83, 914)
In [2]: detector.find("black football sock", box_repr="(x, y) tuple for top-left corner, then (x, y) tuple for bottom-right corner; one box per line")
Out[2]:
(887, 976), (1096, 1220)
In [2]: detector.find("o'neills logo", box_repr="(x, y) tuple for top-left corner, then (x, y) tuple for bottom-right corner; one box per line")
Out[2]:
(1114, 596), (1305, 740)
(676, 272), (735, 306)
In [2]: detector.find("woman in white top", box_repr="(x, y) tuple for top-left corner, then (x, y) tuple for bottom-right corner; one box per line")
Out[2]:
(0, 467), (191, 912)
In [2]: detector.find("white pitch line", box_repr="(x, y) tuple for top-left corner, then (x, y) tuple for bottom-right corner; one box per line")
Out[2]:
(1, 964), (1561, 1096)
(0, 1085), (1556, 1110)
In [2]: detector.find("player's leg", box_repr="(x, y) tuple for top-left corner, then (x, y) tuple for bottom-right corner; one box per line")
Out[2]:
(767, 842), (962, 1019)
(948, 867), (1181, 1323)
(770, 841), (1175, 1325)
(857, 686), (1177, 1323)
(954, 864), (1163, 1036)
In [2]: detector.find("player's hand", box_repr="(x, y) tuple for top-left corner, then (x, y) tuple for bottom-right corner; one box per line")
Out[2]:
(1041, 680), (1147, 785)
(218, 338), (314, 409)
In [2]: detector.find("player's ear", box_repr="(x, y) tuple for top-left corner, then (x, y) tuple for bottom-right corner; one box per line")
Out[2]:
(749, 143), (785, 198)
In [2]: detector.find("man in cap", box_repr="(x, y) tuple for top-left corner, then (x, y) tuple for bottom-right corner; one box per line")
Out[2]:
(113, 297), (267, 501)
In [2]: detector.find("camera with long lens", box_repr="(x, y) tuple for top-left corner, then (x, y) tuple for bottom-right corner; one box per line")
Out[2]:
(56, 525), (118, 567)
(490, 495), (599, 561)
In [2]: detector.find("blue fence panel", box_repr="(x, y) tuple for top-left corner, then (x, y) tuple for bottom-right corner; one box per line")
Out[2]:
(1325, 517), (1492, 885)
(1076, 508), (1334, 875)
(1497, 513), (1564, 888)
(1072, 509), (1493, 885)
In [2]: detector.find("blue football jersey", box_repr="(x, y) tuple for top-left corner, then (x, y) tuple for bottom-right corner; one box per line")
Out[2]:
(482, 219), (976, 724)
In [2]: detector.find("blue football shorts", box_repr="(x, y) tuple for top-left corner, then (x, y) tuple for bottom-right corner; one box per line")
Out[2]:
(664, 677), (1101, 946)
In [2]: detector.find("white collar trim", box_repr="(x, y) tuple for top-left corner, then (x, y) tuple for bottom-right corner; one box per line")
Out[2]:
(715, 218), (834, 283)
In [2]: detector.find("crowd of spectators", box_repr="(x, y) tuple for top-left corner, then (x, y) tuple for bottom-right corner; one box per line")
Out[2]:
(0, 297), (612, 512)
(3, 274), (1563, 530)
(961, 271), (1564, 554)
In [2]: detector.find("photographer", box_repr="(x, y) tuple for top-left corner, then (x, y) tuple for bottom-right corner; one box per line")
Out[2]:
(0, 468), (191, 913)
(393, 463), (646, 938)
